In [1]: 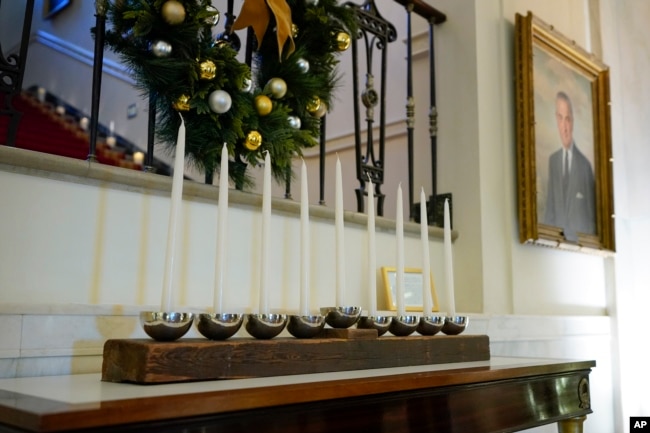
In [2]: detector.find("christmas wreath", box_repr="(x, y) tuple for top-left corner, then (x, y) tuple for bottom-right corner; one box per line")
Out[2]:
(104, 0), (355, 188)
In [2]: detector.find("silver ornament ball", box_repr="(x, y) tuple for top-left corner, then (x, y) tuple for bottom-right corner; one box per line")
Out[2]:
(151, 40), (172, 57)
(306, 0), (319, 5)
(208, 90), (232, 114)
(288, 115), (301, 129)
(205, 5), (220, 26)
(296, 58), (310, 73)
(242, 78), (253, 93)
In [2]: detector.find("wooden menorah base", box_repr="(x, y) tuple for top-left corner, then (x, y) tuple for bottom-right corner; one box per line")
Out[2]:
(102, 332), (490, 384)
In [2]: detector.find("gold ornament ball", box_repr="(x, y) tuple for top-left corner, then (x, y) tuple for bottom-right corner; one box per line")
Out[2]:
(199, 60), (217, 80)
(335, 32), (351, 51)
(292, 23), (299, 38)
(162, 0), (186, 25)
(244, 131), (262, 151)
(172, 94), (191, 112)
(315, 100), (328, 118)
(255, 95), (273, 116)
(264, 78), (287, 99)
(306, 96), (322, 114)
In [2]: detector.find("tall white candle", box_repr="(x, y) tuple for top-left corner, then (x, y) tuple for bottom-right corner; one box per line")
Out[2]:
(160, 117), (185, 312)
(420, 188), (433, 315)
(443, 199), (456, 315)
(367, 179), (377, 316)
(395, 184), (406, 316)
(335, 156), (346, 306)
(259, 151), (272, 315)
(109, 120), (115, 136)
(213, 143), (228, 313)
(300, 160), (310, 316)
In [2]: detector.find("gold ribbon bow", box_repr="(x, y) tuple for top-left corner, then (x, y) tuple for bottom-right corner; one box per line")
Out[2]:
(233, 0), (295, 60)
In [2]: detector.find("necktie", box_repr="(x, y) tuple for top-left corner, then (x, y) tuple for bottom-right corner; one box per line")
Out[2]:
(562, 150), (569, 197)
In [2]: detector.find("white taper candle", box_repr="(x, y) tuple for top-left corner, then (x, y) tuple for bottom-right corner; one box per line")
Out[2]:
(396, 184), (406, 316)
(300, 160), (310, 316)
(213, 143), (228, 313)
(335, 156), (346, 306)
(367, 179), (377, 316)
(443, 198), (456, 315)
(259, 151), (272, 314)
(420, 188), (433, 315)
(160, 117), (185, 312)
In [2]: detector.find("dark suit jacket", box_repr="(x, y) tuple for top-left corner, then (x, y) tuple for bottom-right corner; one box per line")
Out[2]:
(544, 143), (596, 238)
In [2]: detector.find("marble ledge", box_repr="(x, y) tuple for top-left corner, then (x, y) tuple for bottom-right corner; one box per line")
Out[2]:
(0, 146), (455, 241)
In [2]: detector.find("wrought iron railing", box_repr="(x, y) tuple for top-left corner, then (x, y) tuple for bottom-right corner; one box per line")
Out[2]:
(1, 0), (450, 226)
(0, 0), (35, 147)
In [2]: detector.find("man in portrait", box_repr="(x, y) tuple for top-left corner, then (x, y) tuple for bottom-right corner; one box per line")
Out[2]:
(543, 91), (596, 239)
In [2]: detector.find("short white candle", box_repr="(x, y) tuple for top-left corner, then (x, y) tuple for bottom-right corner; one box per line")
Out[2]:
(444, 198), (456, 315)
(395, 184), (406, 316)
(367, 179), (377, 316)
(160, 117), (185, 312)
(37, 87), (46, 102)
(79, 117), (89, 131)
(259, 151), (272, 315)
(335, 156), (346, 306)
(213, 143), (228, 313)
(420, 188), (433, 315)
(300, 160), (310, 316)
(133, 151), (144, 165)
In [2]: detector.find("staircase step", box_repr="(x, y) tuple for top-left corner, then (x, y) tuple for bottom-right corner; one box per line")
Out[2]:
(1, 91), (142, 171)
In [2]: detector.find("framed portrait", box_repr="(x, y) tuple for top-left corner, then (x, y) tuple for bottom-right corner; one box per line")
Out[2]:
(43, 0), (71, 20)
(514, 12), (615, 252)
(381, 267), (439, 312)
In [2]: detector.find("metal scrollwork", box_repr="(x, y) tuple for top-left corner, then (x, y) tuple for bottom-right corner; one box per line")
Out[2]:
(344, 0), (397, 216)
(0, 0), (35, 147)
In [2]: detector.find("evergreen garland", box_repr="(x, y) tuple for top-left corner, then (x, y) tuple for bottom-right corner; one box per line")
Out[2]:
(104, 0), (355, 189)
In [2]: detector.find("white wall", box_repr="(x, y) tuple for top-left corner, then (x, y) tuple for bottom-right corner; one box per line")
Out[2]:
(599, 0), (650, 427)
(0, 149), (451, 314)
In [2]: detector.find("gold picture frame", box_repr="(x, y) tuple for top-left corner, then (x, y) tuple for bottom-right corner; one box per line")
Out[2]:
(381, 267), (439, 312)
(514, 12), (615, 252)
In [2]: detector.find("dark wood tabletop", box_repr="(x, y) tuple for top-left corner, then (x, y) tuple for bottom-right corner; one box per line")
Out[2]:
(0, 357), (595, 433)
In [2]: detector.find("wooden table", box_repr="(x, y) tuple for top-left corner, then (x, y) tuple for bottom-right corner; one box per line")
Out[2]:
(0, 357), (594, 433)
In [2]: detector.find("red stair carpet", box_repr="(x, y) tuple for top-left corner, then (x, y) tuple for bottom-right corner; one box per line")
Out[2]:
(1, 91), (141, 170)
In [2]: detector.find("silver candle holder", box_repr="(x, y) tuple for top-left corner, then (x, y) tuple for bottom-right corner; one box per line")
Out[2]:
(441, 315), (469, 335)
(245, 313), (288, 339)
(388, 315), (419, 336)
(287, 315), (326, 338)
(321, 306), (362, 329)
(196, 313), (244, 340)
(417, 315), (446, 336)
(140, 311), (194, 341)
(357, 315), (392, 336)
